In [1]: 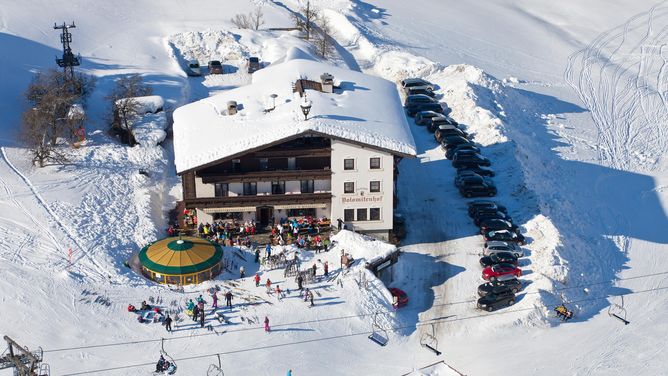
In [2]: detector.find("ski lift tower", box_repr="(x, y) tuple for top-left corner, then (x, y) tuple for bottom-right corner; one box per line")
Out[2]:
(53, 22), (81, 82)
(0, 336), (49, 376)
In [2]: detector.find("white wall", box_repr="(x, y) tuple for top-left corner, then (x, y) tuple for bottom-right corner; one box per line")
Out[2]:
(330, 140), (394, 232)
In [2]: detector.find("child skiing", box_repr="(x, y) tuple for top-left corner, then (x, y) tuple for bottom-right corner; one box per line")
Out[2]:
(254, 273), (261, 287)
(264, 316), (270, 332)
(212, 291), (218, 309)
(266, 278), (272, 294)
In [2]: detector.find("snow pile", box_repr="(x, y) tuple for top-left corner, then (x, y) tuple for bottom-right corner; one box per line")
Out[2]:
(331, 229), (397, 264)
(132, 112), (168, 147)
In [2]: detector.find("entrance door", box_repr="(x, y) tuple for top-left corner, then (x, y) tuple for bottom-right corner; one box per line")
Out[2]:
(256, 206), (274, 227)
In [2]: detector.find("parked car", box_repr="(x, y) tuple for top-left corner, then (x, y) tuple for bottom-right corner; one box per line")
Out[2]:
(185, 59), (201, 76)
(436, 128), (468, 142)
(479, 251), (519, 267)
(452, 153), (492, 168)
(208, 60), (224, 74)
(428, 116), (459, 132)
(481, 263), (522, 281)
(457, 165), (495, 177)
(468, 201), (508, 216)
(439, 135), (471, 150)
(474, 211), (512, 226)
(483, 230), (526, 245)
(455, 173), (489, 188)
(479, 219), (520, 234)
(415, 111), (444, 126)
(483, 241), (524, 258)
(410, 102), (449, 117)
(477, 290), (516, 311)
(404, 94), (436, 106)
(401, 78), (434, 92)
(407, 87), (436, 97)
(446, 144), (479, 159)
(459, 182), (497, 198)
(478, 278), (523, 296)
(389, 287), (409, 308)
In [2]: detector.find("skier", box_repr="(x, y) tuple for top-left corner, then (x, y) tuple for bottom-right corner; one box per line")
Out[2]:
(225, 291), (233, 308)
(324, 261), (329, 277)
(266, 244), (272, 258)
(254, 248), (261, 263)
(309, 290), (314, 307)
(186, 299), (195, 312)
(200, 309), (205, 328)
(240, 265), (245, 279)
(287, 370), (292, 376)
(164, 314), (173, 332)
(156, 355), (167, 372)
(192, 305), (200, 322)
(266, 278), (272, 294)
(337, 218), (343, 231)
(264, 316), (270, 332)
(311, 263), (317, 277)
(275, 285), (283, 301)
(297, 274), (303, 291)
(254, 273), (261, 287)
(212, 291), (218, 309)
(303, 288), (310, 302)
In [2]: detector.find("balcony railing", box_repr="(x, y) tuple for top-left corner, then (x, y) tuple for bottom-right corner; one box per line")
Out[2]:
(200, 169), (332, 184)
(184, 192), (332, 209)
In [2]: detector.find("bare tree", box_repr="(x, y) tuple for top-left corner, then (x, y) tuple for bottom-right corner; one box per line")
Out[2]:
(292, 0), (318, 40)
(21, 106), (67, 167)
(251, 7), (265, 30)
(315, 15), (334, 58)
(231, 13), (252, 29)
(108, 74), (153, 146)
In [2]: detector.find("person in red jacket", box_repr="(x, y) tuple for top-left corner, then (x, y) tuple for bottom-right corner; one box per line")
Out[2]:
(254, 273), (261, 287)
(264, 316), (270, 332)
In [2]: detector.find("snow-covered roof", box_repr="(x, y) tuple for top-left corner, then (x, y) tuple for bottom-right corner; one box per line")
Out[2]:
(173, 47), (416, 173)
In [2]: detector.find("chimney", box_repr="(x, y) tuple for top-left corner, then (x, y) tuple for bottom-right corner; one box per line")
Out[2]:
(320, 73), (334, 93)
(227, 100), (238, 115)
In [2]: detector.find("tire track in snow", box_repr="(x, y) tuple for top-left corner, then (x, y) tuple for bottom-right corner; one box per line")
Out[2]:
(0, 147), (109, 279)
(565, 1), (668, 171)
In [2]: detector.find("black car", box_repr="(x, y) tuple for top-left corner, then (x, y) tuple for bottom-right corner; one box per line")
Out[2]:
(460, 183), (496, 198)
(477, 279), (523, 296)
(477, 290), (516, 312)
(208, 60), (224, 74)
(405, 94), (436, 106)
(479, 251), (518, 267)
(428, 116), (459, 132)
(452, 153), (491, 168)
(407, 88), (436, 97)
(401, 78), (434, 92)
(455, 173), (491, 188)
(473, 211), (512, 226)
(479, 218), (520, 234)
(468, 201), (507, 216)
(457, 165), (495, 177)
(415, 111), (444, 126)
(436, 128), (468, 142)
(483, 230), (526, 245)
(247, 56), (260, 73)
(446, 144), (479, 159)
(439, 135), (470, 150)
(407, 102), (446, 117)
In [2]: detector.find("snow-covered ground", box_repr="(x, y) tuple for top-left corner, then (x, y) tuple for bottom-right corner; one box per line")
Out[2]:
(1, 0), (667, 375)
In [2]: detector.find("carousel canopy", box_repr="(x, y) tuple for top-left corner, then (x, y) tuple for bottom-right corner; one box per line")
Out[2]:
(138, 236), (223, 275)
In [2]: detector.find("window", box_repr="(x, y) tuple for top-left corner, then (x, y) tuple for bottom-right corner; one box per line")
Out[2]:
(259, 158), (268, 171)
(344, 209), (355, 222)
(370, 157), (381, 169)
(232, 159), (241, 173)
(243, 182), (257, 195)
(357, 208), (367, 221)
(344, 182), (355, 194)
(271, 181), (286, 194)
(300, 180), (314, 193)
(344, 158), (355, 170)
(287, 208), (316, 217)
(370, 208), (381, 221)
(214, 183), (229, 197)
(288, 157), (297, 170)
(213, 212), (242, 221)
(370, 181), (381, 193)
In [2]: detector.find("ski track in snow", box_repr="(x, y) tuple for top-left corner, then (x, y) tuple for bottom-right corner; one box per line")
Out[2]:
(565, 1), (668, 171)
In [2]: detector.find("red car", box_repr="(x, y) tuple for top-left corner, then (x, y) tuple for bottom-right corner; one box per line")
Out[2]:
(481, 263), (522, 281)
(389, 288), (408, 308)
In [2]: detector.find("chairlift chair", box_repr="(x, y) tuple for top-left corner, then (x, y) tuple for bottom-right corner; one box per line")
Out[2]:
(420, 323), (442, 356)
(159, 338), (177, 375)
(608, 296), (630, 325)
(368, 312), (389, 346)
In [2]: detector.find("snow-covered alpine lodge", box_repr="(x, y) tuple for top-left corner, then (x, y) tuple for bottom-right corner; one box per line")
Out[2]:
(173, 48), (416, 240)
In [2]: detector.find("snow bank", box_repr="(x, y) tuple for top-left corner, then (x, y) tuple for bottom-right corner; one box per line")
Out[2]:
(116, 95), (164, 114)
(132, 112), (168, 147)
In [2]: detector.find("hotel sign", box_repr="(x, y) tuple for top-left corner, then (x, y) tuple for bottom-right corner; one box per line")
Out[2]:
(341, 195), (382, 204)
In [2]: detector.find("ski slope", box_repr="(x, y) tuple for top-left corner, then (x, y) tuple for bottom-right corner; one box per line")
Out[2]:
(0, 0), (667, 375)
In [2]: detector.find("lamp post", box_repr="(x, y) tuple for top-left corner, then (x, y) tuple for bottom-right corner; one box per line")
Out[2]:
(300, 94), (312, 120)
(270, 93), (277, 110)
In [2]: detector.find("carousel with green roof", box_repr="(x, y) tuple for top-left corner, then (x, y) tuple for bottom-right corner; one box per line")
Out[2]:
(138, 236), (224, 285)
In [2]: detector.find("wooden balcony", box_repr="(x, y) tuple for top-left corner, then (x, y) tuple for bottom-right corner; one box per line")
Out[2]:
(200, 169), (332, 184)
(184, 192), (332, 209)
(254, 147), (331, 158)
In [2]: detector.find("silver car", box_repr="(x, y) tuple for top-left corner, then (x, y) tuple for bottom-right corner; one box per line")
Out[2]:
(401, 77), (434, 93)
(483, 241), (524, 258)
